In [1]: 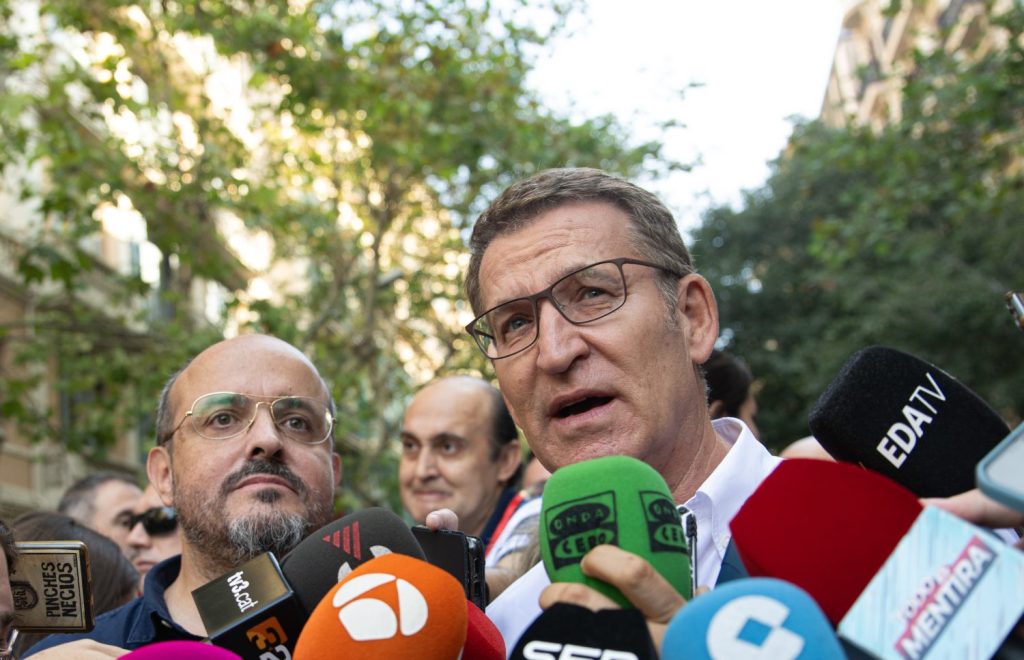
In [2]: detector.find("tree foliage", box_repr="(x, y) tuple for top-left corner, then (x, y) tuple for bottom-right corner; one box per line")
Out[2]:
(0, 0), (674, 509)
(692, 2), (1024, 451)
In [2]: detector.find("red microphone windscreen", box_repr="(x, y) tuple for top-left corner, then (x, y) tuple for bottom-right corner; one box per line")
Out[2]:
(730, 459), (922, 624)
(464, 601), (504, 660)
(293, 553), (467, 660)
(124, 641), (243, 658)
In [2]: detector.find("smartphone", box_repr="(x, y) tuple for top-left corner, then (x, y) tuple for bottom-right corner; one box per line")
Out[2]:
(411, 526), (488, 610)
(977, 421), (1024, 513)
(10, 541), (94, 632)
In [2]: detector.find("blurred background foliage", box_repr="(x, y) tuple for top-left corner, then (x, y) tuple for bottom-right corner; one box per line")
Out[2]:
(0, 0), (674, 510)
(693, 3), (1024, 451)
(1, 0), (1022, 505)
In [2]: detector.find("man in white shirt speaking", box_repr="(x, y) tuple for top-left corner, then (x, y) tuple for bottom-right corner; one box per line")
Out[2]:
(461, 168), (781, 650)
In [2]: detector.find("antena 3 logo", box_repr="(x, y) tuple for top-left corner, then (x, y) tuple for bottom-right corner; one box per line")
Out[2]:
(330, 572), (428, 642)
(546, 492), (617, 570)
(640, 491), (687, 554)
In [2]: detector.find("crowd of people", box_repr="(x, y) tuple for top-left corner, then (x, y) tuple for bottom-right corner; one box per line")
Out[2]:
(0, 168), (1018, 658)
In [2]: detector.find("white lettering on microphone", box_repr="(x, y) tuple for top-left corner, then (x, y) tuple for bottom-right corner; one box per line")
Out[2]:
(227, 570), (259, 613)
(876, 372), (945, 468)
(895, 536), (994, 660)
(522, 640), (639, 660)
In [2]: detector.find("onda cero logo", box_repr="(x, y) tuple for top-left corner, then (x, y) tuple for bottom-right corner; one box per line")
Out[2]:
(330, 572), (428, 641)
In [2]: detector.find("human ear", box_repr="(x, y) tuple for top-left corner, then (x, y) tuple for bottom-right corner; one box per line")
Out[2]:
(676, 274), (719, 365)
(146, 445), (175, 507)
(497, 440), (523, 485)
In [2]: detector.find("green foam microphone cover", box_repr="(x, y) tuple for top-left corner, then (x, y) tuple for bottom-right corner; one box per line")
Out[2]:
(539, 455), (692, 607)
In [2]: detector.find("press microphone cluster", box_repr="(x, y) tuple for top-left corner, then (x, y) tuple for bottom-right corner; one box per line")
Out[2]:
(730, 459), (1024, 659)
(505, 455), (694, 659)
(538, 455), (694, 605)
(190, 506), (503, 659)
(191, 507), (426, 659)
(808, 345), (1009, 497)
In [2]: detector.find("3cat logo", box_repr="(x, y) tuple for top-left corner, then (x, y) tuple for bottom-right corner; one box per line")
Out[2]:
(331, 571), (429, 641)
(640, 491), (687, 554)
(545, 492), (617, 570)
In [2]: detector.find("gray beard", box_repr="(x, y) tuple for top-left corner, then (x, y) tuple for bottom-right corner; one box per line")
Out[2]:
(225, 503), (308, 565)
(177, 484), (331, 576)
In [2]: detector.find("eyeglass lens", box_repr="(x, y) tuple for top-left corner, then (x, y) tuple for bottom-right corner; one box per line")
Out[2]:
(476, 261), (627, 357)
(189, 393), (331, 444)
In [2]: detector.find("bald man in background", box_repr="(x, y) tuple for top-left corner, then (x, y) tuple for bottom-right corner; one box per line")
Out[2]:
(399, 376), (538, 598)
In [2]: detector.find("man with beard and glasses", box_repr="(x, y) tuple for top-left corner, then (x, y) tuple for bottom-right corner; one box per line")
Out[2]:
(25, 335), (341, 658)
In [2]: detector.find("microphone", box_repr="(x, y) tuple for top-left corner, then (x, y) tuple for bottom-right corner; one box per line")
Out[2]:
(280, 507), (425, 615)
(292, 553), (467, 659)
(9, 541), (93, 633)
(465, 601), (505, 660)
(191, 552), (302, 660)
(808, 345), (1009, 497)
(192, 508), (426, 659)
(123, 641), (243, 658)
(509, 603), (657, 660)
(838, 505), (1024, 660)
(729, 458), (922, 625)
(538, 455), (692, 607)
(660, 578), (845, 660)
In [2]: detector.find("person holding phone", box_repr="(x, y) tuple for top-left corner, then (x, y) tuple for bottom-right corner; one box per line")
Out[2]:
(400, 376), (539, 598)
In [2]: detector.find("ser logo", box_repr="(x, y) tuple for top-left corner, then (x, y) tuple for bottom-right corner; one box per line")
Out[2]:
(522, 641), (639, 660)
(331, 572), (428, 641)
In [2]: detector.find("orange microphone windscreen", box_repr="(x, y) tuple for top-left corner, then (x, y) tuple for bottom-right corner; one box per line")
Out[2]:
(293, 553), (467, 660)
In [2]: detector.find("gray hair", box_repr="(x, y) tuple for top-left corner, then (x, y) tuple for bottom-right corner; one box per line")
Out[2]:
(465, 168), (696, 316)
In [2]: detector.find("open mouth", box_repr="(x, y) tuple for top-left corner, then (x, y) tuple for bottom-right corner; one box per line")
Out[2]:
(555, 396), (613, 418)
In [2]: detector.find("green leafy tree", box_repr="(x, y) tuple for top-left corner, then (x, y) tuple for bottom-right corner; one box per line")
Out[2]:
(693, 2), (1024, 451)
(0, 0), (676, 509)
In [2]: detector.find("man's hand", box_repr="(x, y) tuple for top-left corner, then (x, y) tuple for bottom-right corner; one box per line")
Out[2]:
(424, 508), (459, 531)
(27, 640), (128, 658)
(922, 488), (1024, 550)
(538, 545), (688, 650)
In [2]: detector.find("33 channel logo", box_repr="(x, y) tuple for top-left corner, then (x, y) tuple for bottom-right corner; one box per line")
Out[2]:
(246, 616), (291, 660)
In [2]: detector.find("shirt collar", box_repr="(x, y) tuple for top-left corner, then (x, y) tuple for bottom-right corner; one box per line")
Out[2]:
(126, 555), (199, 647)
(683, 418), (782, 584)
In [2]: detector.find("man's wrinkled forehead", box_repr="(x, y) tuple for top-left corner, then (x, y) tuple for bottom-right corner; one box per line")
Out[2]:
(477, 201), (634, 310)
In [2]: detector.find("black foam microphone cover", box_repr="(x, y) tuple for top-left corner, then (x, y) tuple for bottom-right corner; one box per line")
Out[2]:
(510, 603), (657, 660)
(808, 345), (1008, 497)
(280, 507), (425, 615)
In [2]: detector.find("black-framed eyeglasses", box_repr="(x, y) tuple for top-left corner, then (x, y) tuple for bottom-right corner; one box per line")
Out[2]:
(166, 392), (335, 445)
(129, 506), (178, 536)
(465, 257), (682, 360)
